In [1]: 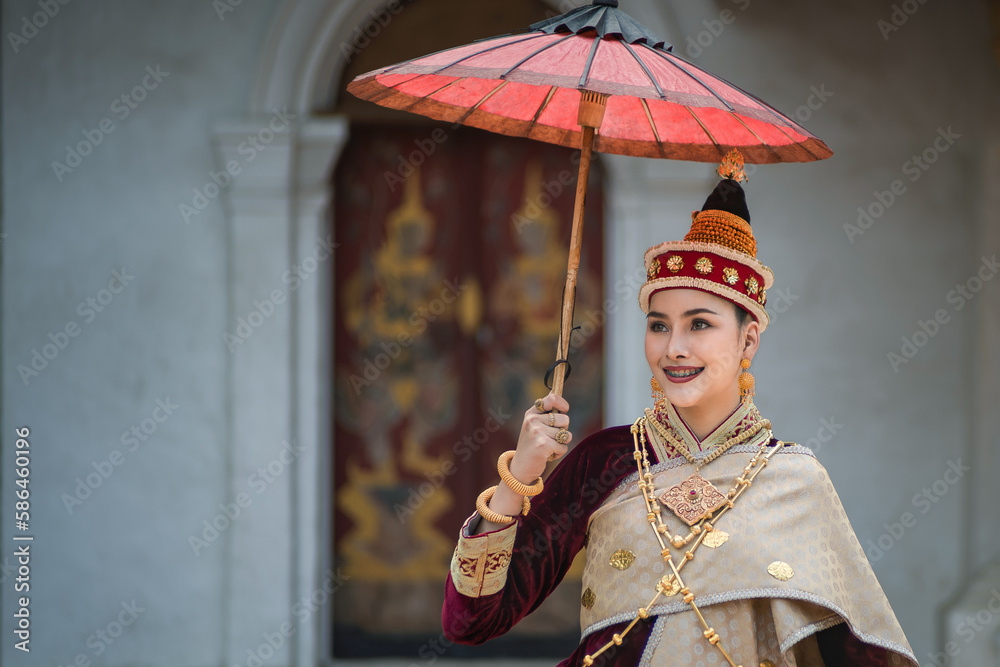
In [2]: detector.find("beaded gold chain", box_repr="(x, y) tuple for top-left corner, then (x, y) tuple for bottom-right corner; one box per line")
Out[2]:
(643, 411), (771, 548)
(581, 416), (782, 667)
(645, 406), (770, 472)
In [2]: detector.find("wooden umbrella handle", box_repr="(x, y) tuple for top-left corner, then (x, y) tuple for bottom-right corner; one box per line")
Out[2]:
(550, 90), (607, 398)
(550, 124), (596, 398)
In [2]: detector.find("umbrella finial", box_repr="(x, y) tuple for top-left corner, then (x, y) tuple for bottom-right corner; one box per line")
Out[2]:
(529, 0), (668, 48)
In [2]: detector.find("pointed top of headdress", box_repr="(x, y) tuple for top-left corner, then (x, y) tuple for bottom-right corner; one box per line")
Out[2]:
(716, 149), (748, 183)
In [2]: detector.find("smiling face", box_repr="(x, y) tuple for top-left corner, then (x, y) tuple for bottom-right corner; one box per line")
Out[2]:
(645, 288), (759, 413)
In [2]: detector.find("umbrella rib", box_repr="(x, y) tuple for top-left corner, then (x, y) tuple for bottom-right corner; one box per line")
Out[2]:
(727, 112), (765, 144)
(772, 121), (828, 161)
(684, 105), (723, 155)
(673, 62), (828, 157)
(767, 114), (827, 159)
(758, 116), (802, 148)
(378, 33), (537, 75)
(639, 44), (827, 159)
(499, 34), (576, 78)
(428, 33), (551, 75)
(578, 36), (602, 89)
(422, 77), (469, 99)
(531, 85), (558, 123)
(731, 88), (821, 153)
(727, 112), (783, 161)
(715, 75), (815, 136)
(455, 80), (510, 123)
(640, 98), (661, 143)
(638, 44), (735, 112)
(387, 76), (467, 115)
(377, 34), (543, 75)
(622, 42), (664, 99)
(709, 81), (828, 160)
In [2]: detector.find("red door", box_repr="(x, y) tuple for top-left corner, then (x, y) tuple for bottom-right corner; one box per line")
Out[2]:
(332, 123), (605, 658)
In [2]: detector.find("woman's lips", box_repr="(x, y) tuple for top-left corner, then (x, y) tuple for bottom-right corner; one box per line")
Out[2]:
(663, 366), (703, 383)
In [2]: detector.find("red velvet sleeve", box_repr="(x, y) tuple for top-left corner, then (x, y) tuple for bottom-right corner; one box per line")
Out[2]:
(441, 425), (644, 651)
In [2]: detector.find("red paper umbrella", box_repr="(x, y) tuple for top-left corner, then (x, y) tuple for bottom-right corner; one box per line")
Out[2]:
(348, 0), (832, 396)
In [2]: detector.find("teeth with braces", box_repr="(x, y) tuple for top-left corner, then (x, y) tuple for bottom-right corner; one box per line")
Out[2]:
(666, 368), (702, 378)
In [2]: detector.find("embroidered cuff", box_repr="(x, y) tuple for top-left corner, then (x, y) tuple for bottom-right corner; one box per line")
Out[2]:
(450, 511), (517, 598)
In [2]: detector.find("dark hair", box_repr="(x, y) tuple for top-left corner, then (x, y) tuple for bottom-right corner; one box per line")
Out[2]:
(733, 302), (751, 329)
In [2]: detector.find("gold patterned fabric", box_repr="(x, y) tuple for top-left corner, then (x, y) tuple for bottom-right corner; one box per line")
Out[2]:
(449, 513), (518, 598)
(639, 597), (831, 666)
(581, 444), (918, 666)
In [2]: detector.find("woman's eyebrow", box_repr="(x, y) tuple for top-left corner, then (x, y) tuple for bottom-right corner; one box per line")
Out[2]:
(646, 308), (718, 319)
(684, 308), (718, 317)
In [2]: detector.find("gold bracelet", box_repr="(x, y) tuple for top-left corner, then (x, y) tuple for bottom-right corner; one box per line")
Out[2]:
(497, 450), (544, 497)
(476, 485), (530, 525)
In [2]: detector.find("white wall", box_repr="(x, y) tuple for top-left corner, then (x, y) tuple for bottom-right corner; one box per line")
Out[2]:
(1, 0), (998, 666)
(1, 1), (279, 665)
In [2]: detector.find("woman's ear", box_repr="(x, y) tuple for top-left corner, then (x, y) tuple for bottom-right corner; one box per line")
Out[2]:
(742, 320), (760, 362)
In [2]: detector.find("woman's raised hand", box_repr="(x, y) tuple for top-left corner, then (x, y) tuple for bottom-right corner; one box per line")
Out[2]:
(509, 393), (572, 484)
(473, 393), (572, 534)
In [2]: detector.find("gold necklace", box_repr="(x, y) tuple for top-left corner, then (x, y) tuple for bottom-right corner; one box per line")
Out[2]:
(645, 408), (770, 540)
(581, 416), (782, 667)
(645, 406), (766, 470)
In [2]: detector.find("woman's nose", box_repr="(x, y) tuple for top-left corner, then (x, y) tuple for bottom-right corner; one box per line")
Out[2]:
(665, 331), (689, 359)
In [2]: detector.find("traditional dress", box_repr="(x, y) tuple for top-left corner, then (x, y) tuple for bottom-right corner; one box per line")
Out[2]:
(443, 154), (916, 666)
(442, 398), (917, 666)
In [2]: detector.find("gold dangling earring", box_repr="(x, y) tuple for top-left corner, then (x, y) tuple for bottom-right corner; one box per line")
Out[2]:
(651, 376), (666, 411)
(738, 358), (755, 404)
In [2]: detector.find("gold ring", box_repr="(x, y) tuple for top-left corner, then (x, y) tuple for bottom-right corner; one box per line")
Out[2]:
(549, 413), (555, 427)
(555, 429), (570, 445)
(534, 398), (545, 411)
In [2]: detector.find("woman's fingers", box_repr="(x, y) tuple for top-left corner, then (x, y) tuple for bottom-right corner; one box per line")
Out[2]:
(525, 414), (570, 440)
(541, 411), (569, 429)
(532, 393), (570, 415)
(512, 393), (573, 478)
(549, 425), (572, 445)
(546, 445), (568, 462)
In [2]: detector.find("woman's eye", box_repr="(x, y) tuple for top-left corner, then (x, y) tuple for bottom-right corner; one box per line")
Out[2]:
(692, 319), (710, 330)
(649, 321), (667, 332)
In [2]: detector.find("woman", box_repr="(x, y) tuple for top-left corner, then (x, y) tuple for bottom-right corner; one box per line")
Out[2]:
(442, 154), (917, 666)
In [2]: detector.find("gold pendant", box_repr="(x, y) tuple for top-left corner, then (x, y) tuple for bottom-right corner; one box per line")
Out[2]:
(659, 474), (728, 526)
(702, 529), (729, 549)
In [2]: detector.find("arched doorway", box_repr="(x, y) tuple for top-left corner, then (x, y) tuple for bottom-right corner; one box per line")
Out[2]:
(328, 0), (606, 658)
(220, 0), (687, 663)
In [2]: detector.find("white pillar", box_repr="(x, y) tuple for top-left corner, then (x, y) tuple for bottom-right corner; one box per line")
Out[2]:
(213, 114), (348, 667)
